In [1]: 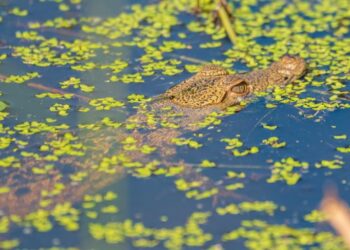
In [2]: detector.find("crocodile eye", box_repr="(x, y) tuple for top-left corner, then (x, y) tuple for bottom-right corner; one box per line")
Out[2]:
(231, 82), (248, 94)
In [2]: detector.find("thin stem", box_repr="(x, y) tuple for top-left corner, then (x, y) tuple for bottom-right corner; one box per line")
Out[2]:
(174, 55), (210, 64)
(216, 0), (237, 45)
(0, 74), (90, 102)
(27, 82), (91, 102)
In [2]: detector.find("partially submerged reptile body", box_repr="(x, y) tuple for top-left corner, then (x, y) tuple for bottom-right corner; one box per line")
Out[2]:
(0, 55), (307, 216)
(136, 55), (307, 148)
(161, 55), (307, 109)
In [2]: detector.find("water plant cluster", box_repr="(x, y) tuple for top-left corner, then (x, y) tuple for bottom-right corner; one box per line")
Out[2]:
(0, 0), (350, 249)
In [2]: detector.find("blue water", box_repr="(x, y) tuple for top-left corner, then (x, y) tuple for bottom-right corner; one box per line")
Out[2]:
(1, 0), (350, 249)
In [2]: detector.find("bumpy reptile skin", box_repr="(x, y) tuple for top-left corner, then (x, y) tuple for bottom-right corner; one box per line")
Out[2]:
(162, 55), (307, 109)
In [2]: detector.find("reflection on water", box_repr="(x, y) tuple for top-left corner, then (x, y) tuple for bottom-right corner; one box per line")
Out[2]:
(0, 0), (350, 249)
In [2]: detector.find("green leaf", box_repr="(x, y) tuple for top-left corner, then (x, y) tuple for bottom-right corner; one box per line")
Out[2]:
(0, 101), (7, 112)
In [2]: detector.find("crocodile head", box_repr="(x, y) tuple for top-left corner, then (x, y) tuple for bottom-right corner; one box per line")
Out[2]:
(161, 55), (307, 109)
(273, 55), (307, 83)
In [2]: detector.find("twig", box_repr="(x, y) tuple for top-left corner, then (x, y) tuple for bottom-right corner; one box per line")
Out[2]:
(216, 0), (237, 45)
(170, 54), (210, 64)
(246, 108), (275, 140)
(0, 74), (90, 102)
(182, 162), (266, 170)
(27, 82), (91, 102)
(311, 89), (350, 101)
(13, 21), (88, 40)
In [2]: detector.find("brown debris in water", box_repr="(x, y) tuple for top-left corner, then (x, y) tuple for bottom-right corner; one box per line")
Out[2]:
(321, 187), (350, 249)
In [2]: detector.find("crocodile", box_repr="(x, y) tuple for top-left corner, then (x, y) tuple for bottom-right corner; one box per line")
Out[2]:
(0, 55), (307, 216)
(137, 55), (307, 150)
(161, 55), (307, 109)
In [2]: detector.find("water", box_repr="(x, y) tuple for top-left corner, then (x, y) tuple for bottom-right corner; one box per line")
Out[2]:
(0, 0), (350, 249)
